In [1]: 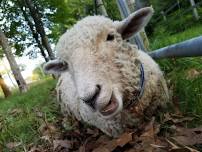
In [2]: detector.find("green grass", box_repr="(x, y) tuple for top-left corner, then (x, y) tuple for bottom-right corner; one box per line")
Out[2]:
(149, 24), (202, 122)
(0, 20), (201, 151)
(150, 25), (202, 50)
(0, 78), (58, 151)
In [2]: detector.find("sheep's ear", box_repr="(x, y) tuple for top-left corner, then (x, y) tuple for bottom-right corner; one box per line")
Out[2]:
(43, 59), (68, 74)
(116, 7), (153, 39)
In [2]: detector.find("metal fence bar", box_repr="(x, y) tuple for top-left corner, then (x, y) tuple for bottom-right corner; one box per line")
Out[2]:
(164, 2), (178, 14)
(180, 0), (202, 16)
(149, 36), (202, 59)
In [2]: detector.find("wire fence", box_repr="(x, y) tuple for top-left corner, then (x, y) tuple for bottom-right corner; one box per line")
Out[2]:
(154, 0), (202, 23)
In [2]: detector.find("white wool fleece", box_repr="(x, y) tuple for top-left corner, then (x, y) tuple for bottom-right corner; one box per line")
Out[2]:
(44, 7), (169, 137)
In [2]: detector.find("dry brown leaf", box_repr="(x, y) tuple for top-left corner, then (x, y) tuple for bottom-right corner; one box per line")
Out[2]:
(172, 127), (202, 145)
(6, 142), (21, 149)
(94, 135), (111, 146)
(169, 147), (199, 152)
(8, 108), (23, 116)
(92, 147), (110, 152)
(150, 144), (167, 149)
(53, 139), (72, 151)
(166, 139), (199, 152)
(163, 113), (194, 124)
(39, 122), (58, 137)
(184, 146), (200, 152)
(28, 146), (42, 152)
(116, 132), (133, 147)
(92, 132), (133, 152)
(139, 118), (156, 151)
(36, 111), (43, 118)
(169, 148), (195, 152)
(79, 136), (99, 152)
(186, 69), (201, 79)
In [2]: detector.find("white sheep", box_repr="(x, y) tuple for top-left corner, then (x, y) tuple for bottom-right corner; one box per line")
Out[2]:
(44, 7), (169, 137)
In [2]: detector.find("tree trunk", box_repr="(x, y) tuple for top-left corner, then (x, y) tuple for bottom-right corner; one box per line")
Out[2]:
(96, 0), (108, 16)
(0, 29), (28, 93)
(0, 73), (11, 98)
(24, 0), (55, 60)
(18, 1), (49, 62)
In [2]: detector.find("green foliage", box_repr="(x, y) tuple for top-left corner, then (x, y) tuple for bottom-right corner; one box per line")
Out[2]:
(150, 0), (176, 13)
(148, 0), (202, 36)
(149, 25), (202, 119)
(0, 0), (121, 58)
(0, 0), (31, 56)
(32, 65), (45, 79)
(103, 0), (121, 20)
(0, 79), (58, 150)
(39, 0), (94, 42)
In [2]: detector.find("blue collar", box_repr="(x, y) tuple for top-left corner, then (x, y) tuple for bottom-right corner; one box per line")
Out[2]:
(125, 62), (145, 108)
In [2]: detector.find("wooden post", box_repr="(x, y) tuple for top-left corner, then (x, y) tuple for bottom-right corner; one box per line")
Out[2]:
(189, 0), (199, 20)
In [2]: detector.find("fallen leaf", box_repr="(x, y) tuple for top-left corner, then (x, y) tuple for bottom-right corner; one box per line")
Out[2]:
(6, 142), (21, 149)
(163, 113), (194, 124)
(169, 147), (195, 152)
(8, 108), (23, 116)
(116, 132), (133, 147)
(53, 139), (72, 151)
(186, 69), (201, 79)
(92, 147), (110, 152)
(150, 144), (167, 149)
(139, 118), (156, 151)
(28, 146), (42, 152)
(79, 136), (99, 152)
(166, 139), (199, 152)
(172, 127), (202, 145)
(39, 122), (58, 137)
(86, 128), (100, 137)
(92, 132), (133, 152)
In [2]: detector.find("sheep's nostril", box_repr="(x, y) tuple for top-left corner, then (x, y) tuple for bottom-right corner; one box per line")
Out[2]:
(81, 85), (101, 109)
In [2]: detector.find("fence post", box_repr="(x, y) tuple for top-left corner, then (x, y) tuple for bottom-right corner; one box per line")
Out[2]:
(116, 0), (147, 51)
(189, 0), (200, 20)
(161, 11), (167, 21)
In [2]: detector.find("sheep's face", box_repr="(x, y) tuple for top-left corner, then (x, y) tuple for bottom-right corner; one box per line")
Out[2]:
(44, 8), (153, 119)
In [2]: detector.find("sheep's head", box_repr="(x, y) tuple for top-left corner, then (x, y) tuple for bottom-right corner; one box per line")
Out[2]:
(44, 7), (153, 119)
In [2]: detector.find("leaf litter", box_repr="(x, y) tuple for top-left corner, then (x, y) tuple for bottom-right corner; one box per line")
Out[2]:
(5, 107), (202, 151)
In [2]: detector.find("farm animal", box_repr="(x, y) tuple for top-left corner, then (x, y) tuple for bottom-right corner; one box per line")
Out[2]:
(44, 7), (169, 137)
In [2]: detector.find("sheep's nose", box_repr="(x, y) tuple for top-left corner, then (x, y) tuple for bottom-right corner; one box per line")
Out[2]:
(80, 85), (101, 109)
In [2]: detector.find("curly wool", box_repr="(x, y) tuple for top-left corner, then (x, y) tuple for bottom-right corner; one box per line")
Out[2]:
(55, 15), (169, 137)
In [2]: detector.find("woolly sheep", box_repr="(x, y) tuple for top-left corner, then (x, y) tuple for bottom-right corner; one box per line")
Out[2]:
(44, 7), (169, 137)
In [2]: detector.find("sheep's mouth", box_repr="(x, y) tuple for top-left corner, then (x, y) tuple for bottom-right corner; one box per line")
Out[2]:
(100, 93), (118, 116)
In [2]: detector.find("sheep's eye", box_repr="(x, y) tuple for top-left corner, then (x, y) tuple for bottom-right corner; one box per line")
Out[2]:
(106, 34), (114, 41)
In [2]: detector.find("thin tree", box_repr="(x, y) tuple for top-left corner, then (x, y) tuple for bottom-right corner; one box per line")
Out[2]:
(95, 0), (108, 16)
(24, 0), (55, 60)
(0, 29), (28, 93)
(0, 73), (11, 98)
(18, 1), (49, 62)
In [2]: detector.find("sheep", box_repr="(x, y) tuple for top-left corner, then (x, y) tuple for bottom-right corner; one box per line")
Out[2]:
(43, 7), (169, 137)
